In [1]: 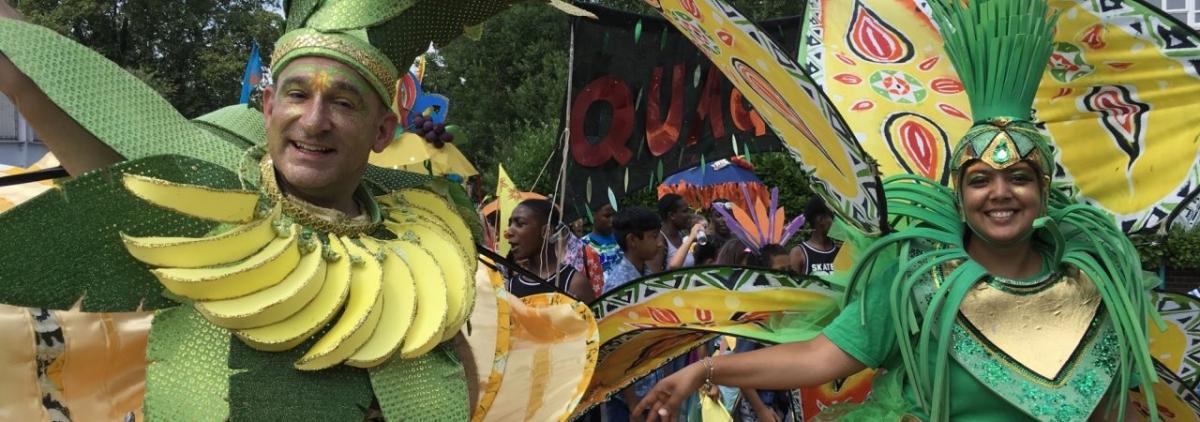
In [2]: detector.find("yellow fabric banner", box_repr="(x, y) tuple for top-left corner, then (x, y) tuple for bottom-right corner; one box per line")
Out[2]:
(496, 165), (520, 255)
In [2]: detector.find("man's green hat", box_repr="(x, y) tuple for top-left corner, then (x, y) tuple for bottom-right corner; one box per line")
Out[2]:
(930, 0), (1059, 184)
(271, 0), (518, 108)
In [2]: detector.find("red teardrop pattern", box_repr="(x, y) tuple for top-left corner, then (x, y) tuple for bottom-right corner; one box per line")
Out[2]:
(937, 103), (969, 120)
(846, 0), (915, 64)
(918, 56), (940, 71)
(898, 120), (939, 180)
(1080, 24), (1106, 50)
(833, 73), (863, 85)
(930, 77), (964, 94)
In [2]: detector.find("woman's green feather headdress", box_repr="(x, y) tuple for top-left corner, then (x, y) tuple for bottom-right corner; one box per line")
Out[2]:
(930, 0), (1058, 183)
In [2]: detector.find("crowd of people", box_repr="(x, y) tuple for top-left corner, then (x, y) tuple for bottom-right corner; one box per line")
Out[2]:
(496, 192), (841, 421)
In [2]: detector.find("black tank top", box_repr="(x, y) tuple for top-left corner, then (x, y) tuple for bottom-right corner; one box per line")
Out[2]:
(503, 265), (577, 298)
(800, 241), (840, 275)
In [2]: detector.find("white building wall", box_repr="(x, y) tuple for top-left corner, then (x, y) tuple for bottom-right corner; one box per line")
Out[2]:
(1153, 0), (1200, 28)
(0, 95), (47, 167)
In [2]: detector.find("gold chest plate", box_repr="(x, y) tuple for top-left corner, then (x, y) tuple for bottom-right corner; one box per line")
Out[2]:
(957, 269), (1101, 380)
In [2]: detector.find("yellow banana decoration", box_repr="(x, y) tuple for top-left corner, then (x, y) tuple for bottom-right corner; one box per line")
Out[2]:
(152, 224), (300, 300)
(123, 174), (260, 223)
(236, 236), (352, 352)
(346, 245), (418, 368)
(120, 177), (480, 369)
(385, 220), (473, 343)
(197, 240), (327, 330)
(394, 189), (477, 270)
(390, 240), (449, 358)
(294, 238), (385, 371)
(121, 205), (282, 268)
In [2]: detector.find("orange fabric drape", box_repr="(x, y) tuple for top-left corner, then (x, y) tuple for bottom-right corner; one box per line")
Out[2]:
(657, 182), (768, 212)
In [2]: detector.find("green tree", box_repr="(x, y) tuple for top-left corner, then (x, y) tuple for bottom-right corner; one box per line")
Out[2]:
(16, 0), (283, 118)
(423, 2), (571, 185)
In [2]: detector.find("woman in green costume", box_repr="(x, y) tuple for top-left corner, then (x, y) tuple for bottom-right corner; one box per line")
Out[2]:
(635, 0), (1160, 421)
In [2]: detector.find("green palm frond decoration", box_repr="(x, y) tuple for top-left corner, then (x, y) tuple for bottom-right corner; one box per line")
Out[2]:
(929, 0), (1058, 123)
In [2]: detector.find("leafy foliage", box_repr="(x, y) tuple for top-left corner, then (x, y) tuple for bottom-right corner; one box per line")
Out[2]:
(423, 2), (571, 188)
(1121, 227), (1200, 272)
(17, 0), (284, 118)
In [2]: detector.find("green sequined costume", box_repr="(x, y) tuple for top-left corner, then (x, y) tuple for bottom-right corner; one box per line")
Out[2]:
(0, 1), (528, 420)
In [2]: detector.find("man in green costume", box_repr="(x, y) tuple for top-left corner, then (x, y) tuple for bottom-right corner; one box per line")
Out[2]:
(635, 0), (1161, 420)
(0, 1), (591, 420)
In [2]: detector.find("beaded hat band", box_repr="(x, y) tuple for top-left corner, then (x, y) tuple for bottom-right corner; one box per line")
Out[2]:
(271, 28), (400, 108)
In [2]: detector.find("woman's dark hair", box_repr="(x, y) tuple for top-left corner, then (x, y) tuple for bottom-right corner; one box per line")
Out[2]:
(716, 238), (751, 266)
(803, 196), (833, 223)
(517, 199), (559, 229)
(657, 193), (685, 219)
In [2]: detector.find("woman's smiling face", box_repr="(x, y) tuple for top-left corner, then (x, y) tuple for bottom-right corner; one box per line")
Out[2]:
(960, 161), (1044, 246)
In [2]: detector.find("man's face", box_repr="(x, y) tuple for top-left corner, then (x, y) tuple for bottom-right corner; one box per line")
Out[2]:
(670, 200), (694, 228)
(627, 229), (664, 262)
(593, 205), (615, 235)
(263, 57), (396, 202)
(814, 214), (833, 236)
(709, 202), (732, 237)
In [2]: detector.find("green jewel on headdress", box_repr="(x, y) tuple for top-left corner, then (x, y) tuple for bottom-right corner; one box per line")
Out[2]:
(931, 0), (1059, 182)
(272, 0), (519, 107)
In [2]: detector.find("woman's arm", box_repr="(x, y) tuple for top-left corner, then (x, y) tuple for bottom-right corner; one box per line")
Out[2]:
(666, 223), (705, 270)
(0, 7), (124, 175)
(635, 334), (865, 421)
(565, 270), (594, 303)
(789, 246), (808, 274)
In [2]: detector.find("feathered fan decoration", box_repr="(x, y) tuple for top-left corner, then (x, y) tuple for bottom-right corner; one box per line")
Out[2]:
(714, 186), (805, 252)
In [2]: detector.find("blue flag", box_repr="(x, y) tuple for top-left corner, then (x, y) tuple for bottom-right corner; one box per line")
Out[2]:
(239, 42), (262, 104)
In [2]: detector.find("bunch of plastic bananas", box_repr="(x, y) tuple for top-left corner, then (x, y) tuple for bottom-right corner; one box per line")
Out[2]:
(119, 174), (476, 370)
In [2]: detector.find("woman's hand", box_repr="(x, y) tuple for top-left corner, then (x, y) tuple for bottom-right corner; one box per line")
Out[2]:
(686, 222), (706, 242)
(634, 362), (706, 422)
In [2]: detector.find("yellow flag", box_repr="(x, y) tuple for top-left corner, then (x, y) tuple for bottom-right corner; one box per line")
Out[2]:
(496, 165), (519, 256)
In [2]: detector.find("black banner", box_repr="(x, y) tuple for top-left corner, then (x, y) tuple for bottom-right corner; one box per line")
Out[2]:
(562, 4), (798, 219)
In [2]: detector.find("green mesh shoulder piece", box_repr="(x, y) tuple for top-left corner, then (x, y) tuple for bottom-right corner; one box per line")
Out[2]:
(369, 343), (470, 421)
(840, 175), (1159, 421)
(0, 155), (243, 312)
(193, 104), (268, 149)
(145, 306), (234, 421)
(0, 19), (248, 171)
(362, 165), (433, 192)
(226, 333), (374, 420)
